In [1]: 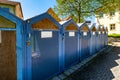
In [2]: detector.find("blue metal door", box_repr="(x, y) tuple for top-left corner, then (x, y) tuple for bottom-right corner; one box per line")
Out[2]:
(101, 33), (105, 48)
(80, 32), (90, 61)
(95, 35), (98, 52)
(31, 30), (60, 80)
(104, 33), (106, 47)
(100, 34), (103, 49)
(95, 32), (99, 53)
(97, 34), (101, 51)
(64, 31), (79, 68)
(105, 33), (108, 46)
(91, 33), (96, 55)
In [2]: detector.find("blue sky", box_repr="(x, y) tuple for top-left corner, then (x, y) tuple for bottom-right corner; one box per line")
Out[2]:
(11, 0), (56, 19)
(10, 0), (95, 23)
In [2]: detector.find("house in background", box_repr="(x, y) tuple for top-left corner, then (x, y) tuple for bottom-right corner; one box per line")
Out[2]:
(96, 9), (120, 34)
(0, 0), (23, 19)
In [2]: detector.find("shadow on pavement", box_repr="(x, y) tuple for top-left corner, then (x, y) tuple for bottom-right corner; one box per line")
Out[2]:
(65, 45), (120, 80)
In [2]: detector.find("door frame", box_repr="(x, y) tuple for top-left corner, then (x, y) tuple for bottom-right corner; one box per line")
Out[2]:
(0, 8), (23, 80)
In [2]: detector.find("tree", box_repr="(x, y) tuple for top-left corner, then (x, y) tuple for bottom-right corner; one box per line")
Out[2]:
(54, 0), (101, 23)
(95, 0), (120, 14)
(54, 0), (120, 23)
(92, 0), (120, 22)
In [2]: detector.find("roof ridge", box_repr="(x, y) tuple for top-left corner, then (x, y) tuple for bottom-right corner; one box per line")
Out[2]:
(0, 0), (20, 5)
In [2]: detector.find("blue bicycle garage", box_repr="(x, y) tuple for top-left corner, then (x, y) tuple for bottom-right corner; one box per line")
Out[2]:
(101, 26), (105, 48)
(105, 27), (108, 46)
(96, 25), (102, 51)
(90, 24), (97, 55)
(26, 12), (62, 80)
(60, 19), (79, 69)
(78, 22), (91, 61)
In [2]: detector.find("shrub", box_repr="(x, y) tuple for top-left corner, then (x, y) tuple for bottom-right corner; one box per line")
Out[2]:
(108, 34), (120, 38)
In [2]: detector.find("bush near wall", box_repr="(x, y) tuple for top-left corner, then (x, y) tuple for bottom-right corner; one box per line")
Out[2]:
(108, 34), (120, 38)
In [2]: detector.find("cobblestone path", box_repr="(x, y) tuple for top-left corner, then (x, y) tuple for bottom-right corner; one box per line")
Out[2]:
(65, 42), (120, 80)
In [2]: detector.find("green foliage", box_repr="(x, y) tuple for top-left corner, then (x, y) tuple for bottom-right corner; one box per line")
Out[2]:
(54, 0), (120, 23)
(108, 34), (120, 38)
(95, 0), (120, 14)
(54, 0), (100, 23)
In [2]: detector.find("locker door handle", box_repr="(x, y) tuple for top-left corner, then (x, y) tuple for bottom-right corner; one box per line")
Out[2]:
(62, 37), (64, 41)
(26, 40), (30, 46)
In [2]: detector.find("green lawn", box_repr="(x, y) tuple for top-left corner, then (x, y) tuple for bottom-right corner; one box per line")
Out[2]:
(108, 34), (120, 38)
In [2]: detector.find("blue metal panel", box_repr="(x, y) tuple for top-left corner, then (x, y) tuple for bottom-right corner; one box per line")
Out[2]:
(22, 22), (32, 80)
(0, 28), (16, 31)
(101, 33), (105, 48)
(78, 23), (91, 61)
(64, 31), (79, 68)
(97, 34), (102, 51)
(26, 13), (63, 80)
(16, 22), (23, 80)
(60, 19), (79, 69)
(59, 27), (64, 72)
(104, 32), (107, 47)
(95, 33), (99, 52)
(95, 32), (98, 53)
(103, 33), (106, 47)
(97, 33), (102, 50)
(0, 8), (24, 80)
(103, 35), (105, 47)
(31, 30), (60, 80)
(100, 33), (103, 49)
(90, 32), (97, 55)
(101, 33), (103, 48)
(1, 7), (10, 12)
(105, 32), (108, 46)
(80, 32), (90, 61)
(96, 35), (99, 52)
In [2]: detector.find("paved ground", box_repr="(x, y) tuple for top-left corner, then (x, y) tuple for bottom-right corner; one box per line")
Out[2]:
(65, 42), (120, 80)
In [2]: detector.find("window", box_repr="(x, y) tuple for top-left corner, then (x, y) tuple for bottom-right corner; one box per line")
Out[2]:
(83, 32), (87, 36)
(69, 32), (75, 37)
(102, 32), (104, 34)
(99, 31), (101, 34)
(110, 24), (115, 31)
(110, 11), (115, 16)
(93, 32), (95, 35)
(99, 12), (104, 18)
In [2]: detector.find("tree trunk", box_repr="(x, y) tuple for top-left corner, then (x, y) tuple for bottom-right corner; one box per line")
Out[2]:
(78, 3), (81, 23)
(78, 12), (81, 23)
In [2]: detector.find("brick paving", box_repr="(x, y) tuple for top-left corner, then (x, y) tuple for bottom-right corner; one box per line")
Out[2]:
(65, 42), (120, 80)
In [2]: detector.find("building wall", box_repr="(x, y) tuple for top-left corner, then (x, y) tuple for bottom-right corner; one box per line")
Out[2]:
(15, 4), (23, 19)
(97, 11), (120, 34)
(0, 3), (23, 19)
(0, 3), (15, 14)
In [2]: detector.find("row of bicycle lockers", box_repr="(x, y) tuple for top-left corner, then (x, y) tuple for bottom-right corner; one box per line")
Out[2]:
(24, 14), (108, 80)
(0, 8), (108, 80)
